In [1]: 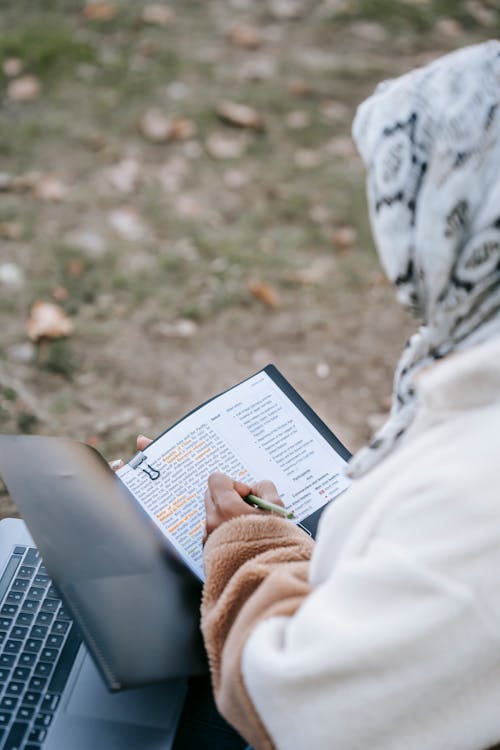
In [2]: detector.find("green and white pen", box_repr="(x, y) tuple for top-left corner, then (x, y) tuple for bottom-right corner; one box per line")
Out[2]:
(244, 493), (295, 519)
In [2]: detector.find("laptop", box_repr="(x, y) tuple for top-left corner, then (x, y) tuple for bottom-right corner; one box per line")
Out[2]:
(0, 435), (210, 750)
(0, 518), (186, 750)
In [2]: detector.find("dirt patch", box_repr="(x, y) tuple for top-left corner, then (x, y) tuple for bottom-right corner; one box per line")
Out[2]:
(0, 0), (495, 517)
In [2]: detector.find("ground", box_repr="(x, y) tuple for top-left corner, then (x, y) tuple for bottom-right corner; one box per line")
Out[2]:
(0, 0), (497, 517)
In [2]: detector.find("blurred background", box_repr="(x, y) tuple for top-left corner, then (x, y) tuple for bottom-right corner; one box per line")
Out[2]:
(0, 0), (498, 517)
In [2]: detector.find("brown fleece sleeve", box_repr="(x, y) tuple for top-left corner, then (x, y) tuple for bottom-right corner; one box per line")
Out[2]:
(201, 515), (314, 750)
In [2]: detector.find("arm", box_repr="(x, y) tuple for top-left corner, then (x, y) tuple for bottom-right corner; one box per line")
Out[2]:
(202, 474), (500, 750)
(202, 513), (314, 750)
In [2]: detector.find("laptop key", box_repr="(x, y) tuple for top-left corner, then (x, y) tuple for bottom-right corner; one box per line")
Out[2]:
(1, 696), (18, 711)
(33, 575), (49, 587)
(0, 654), (15, 668)
(11, 626), (28, 640)
(0, 667), (10, 682)
(40, 693), (59, 713)
(46, 634), (63, 648)
(15, 612), (34, 626)
(18, 652), (36, 667)
(33, 662), (51, 678)
(24, 549), (39, 566)
(30, 625), (47, 640)
(22, 691), (41, 707)
(0, 631), (6, 645)
(13, 547), (26, 557)
(5, 681), (23, 696)
(12, 667), (30, 681)
(28, 676), (47, 692)
(21, 599), (40, 614)
(34, 712), (52, 728)
(40, 647), (58, 662)
(0, 605), (17, 617)
(4, 639), (22, 654)
(48, 625), (81, 694)
(3, 720), (28, 749)
(27, 587), (45, 601)
(40, 599), (58, 613)
(12, 579), (29, 592)
(0, 617), (12, 629)
(28, 727), (47, 743)
(0, 710), (12, 726)
(18, 566), (35, 579)
(24, 639), (43, 654)
(6, 592), (22, 604)
(50, 620), (68, 635)
(34, 612), (53, 626)
(18, 706), (34, 721)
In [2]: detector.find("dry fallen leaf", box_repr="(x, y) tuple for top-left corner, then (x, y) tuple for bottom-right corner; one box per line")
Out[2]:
(66, 258), (86, 278)
(294, 149), (321, 169)
(138, 110), (194, 143)
(216, 101), (265, 130)
(155, 319), (199, 338)
(138, 109), (172, 142)
(52, 285), (70, 302)
(2, 58), (23, 77)
(0, 222), (23, 240)
(227, 23), (262, 49)
(325, 136), (357, 159)
(434, 17), (464, 38)
(142, 3), (175, 26)
(108, 207), (148, 241)
(104, 158), (140, 194)
(64, 229), (106, 258)
(0, 263), (25, 289)
(26, 302), (74, 342)
(286, 110), (311, 130)
(7, 75), (41, 102)
(465, 0), (496, 26)
(287, 257), (334, 285)
(269, 0), (306, 19)
(248, 280), (281, 308)
(33, 175), (68, 202)
(331, 225), (357, 250)
(288, 78), (311, 97)
(206, 132), (248, 160)
(83, 2), (118, 21)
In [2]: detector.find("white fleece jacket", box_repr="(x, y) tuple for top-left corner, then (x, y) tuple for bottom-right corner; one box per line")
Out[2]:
(202, 336), (500, 750)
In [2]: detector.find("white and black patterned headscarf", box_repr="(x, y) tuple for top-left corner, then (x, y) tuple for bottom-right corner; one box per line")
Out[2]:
(348, 40), (500, 478)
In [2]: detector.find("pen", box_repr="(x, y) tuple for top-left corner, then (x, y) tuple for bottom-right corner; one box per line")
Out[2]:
(244, 493), (295, 519)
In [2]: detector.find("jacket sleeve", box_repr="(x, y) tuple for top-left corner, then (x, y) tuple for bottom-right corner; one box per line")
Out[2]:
(201, 514), (315, 750)
(202, 500), (500, 750)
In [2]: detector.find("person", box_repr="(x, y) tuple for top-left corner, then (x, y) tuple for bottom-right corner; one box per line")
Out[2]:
(196, 41), (500, 750)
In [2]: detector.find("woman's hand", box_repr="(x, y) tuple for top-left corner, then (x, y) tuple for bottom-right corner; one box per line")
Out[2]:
(204, 472), (284, 543)
(109, 434), (152, 471)
(110, 435), (283, 543)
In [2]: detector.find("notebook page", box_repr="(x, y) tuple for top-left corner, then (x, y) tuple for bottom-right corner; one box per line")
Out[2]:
(117, 371), (350, 580)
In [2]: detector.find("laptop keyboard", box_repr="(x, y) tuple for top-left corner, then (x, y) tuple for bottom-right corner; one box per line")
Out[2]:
(0, 545), (81, 750)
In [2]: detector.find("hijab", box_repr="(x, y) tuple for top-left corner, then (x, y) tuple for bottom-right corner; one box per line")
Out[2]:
(348, 40), (500, 478)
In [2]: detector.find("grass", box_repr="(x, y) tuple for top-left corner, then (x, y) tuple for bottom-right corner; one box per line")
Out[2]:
(0, 21), (95, 80)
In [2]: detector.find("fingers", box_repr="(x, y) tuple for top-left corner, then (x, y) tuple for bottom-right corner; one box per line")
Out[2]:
(251, 479), (284, 508)
(204, 472), (256, 543)
(208, 471), (251, 499)
(137, 434), (153, 451)
(109, 459), (124, 472)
